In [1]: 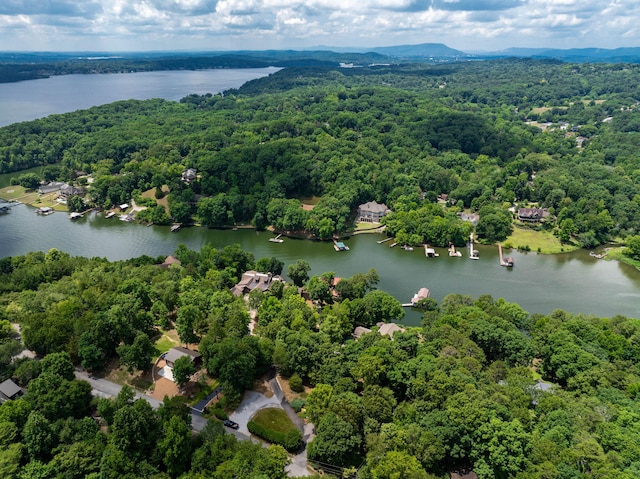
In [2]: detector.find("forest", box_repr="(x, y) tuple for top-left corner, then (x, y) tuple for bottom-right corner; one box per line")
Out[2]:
(2, 59), (640, 249)
(1, 246), (640, 478)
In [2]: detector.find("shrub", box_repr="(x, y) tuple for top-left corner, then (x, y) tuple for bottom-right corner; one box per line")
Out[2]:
(247, 408), (303, 452)
(290, 398), (306, 412)
(213, 408), (228, 420)
(289, 373), (304, 392)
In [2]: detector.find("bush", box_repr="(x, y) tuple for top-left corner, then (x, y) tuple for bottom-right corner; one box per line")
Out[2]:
(247, 407), (303, 452)
(289, 373), (304, 393)
(290, 398), (306, 412)
(213, 408), (228, 420)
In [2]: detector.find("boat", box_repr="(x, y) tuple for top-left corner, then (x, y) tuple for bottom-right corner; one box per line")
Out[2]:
(401, 245), (414, 251)
(105, 211), (116, 219)
(170, 224), (181, 232)
(69, 212), (82, 220)
(448, 243), (462, 257)
(269, 233), (284, 243)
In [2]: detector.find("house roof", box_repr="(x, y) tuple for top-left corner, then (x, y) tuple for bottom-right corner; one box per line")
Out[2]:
(358, 201), (389, 213)
(165, 347), (201, 365)
(376, 322), (406, 338)
(163, 255), (181, 266)
(0, 379), (21, 399)
(353, 326), (372, 339)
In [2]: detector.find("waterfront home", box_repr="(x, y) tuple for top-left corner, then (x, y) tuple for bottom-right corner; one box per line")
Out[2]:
(230, 270), (284, 297)
(352, 322), (406, 340)
(38, 182), (65, 195)
(357, 201), (390, 223)
(517, 207), (548, 222)
(59, 184), (84, 200)
(159, 255), (182, 269)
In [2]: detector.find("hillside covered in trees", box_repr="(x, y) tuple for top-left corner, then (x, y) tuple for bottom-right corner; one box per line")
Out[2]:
(1, 248), (640, 478)
(2, 59), (640, 248)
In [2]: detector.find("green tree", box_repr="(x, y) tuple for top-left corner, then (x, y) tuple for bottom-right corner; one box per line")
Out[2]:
(624, 235), (640, 260)
(23, 411), (55, 461)
(370, 450), (428, 479)
(159, 416), (191, 476)
(117, 333), (153, 372)
(18, 173), (41, 190)
(172, 356), (195, 390)
(40, 351), (75, 380)
(287, 259), (311, 287)
(308, 412), (361, 467)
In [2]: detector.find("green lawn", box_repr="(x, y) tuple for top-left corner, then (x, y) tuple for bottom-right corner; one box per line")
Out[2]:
(153, 331), (178, 356)
(605, 247), (640, 271)
(250, 407), (297, 434)
(504, 226), (579, 254)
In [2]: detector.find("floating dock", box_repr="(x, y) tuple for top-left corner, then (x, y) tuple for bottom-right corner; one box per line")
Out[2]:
(269, 233), (284, 243)
(105, 211), (116, 219)
(448, 243), (462, 257)
(424, 245), (439, 257)
(389, 242), (398, 248)
(170, 223), (181, 232)
(377, 237), (393, 244)
(69, 212), (83, 220)
(498, 244), (514, 267)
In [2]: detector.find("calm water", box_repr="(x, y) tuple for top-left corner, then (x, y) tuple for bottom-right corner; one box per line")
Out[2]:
(0, 68), (639, 323)
(1, 205), (639, 323)
(0, 68), (280, 127)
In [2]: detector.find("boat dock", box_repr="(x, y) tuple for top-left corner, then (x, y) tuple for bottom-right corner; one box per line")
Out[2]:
(389, 242), (398, 248)
(333, 239), (349, 251)
(377, 237), (393, 244)
(424, 245), (439, 257)
(469, 233), (479, 260)
(170, 223), (181, 232)
(105, 211), (116, 219)
(498, 244), (514, 267)
(269, 233), (284, 243)
(403, 287), (431, 307)
(448, 243), (462, 257)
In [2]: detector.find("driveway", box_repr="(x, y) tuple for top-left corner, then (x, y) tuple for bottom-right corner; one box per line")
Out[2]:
(228, 390), (282, 436)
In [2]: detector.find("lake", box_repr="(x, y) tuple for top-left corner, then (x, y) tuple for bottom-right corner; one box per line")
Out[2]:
(0, 67), (280, 127)
(1, 205), (639, 324)
(0, 68), (639, 323)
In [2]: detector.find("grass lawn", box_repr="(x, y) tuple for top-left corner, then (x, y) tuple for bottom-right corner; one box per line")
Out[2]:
(141, 185), (170, 214)
(250, 407), (298, 434)
(504, 226), (579, 254)
(0, 185), (66, 211)
(355, 222), (385, 232)
(153, 329), (179, 356)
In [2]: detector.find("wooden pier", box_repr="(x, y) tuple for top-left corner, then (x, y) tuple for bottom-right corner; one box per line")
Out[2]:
(269, 233), (284, 243)
(424, 245), (439, 257)
(498, 244), (514, 267)
(469, 233), (479, 260)
(170, 223), (181, 232)
(377, 237), (393, 244)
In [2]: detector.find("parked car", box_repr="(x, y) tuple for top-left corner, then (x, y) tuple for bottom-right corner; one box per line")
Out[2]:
(223, 419), (239, 429)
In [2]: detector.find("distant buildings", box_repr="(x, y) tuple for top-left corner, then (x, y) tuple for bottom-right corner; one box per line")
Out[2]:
(182, 168), (197, 183)
(357, 201), (390, 223)
(0, 379), (22, 402)
(352, 322), (406, 340)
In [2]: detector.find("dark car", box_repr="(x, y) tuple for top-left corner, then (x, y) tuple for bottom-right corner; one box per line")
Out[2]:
(223, 419), (239, 429)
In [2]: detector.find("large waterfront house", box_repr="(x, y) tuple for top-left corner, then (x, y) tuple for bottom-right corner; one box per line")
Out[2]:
(357, 201), (390, 223)
(230, 270), (284, 297)
(518, 207), (548, 222)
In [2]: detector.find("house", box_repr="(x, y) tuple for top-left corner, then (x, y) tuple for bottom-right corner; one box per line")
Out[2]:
(377, 322), (406, 338)
(230, 270), (284, 297)
(59, 184), (84, 200)
(518, 207), (548, 222)
(159, 255), (182, 269)
(182, 168), (197, 183)
(38, 182), (65, 195)
(352, 326), (372, 340)
(458, 212), (480, 225)
(357, 201), (390, 223)
(164, 347), (202, 369)
(0, 379), (22, 402)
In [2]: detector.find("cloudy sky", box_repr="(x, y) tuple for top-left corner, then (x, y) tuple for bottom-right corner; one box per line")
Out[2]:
(0, 0), (638, 52)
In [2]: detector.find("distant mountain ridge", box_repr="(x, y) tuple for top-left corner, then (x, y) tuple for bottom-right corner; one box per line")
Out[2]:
(483, 46), (640, 63)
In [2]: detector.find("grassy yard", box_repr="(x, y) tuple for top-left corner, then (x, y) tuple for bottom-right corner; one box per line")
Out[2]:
(504, 226), (579, 254)
(153, 329), (179, 357)
(0, 185), (66, 210)
(605, 247), (640, 271)
(250, 407), (298, 435)
(354, 222), (385, 233)
(141, 185), (170, 214)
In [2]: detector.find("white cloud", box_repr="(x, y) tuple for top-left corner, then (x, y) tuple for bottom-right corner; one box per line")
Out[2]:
(0, 0), (638, 51)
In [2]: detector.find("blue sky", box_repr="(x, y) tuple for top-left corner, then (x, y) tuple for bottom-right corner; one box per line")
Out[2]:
(0, 0), (638, 52)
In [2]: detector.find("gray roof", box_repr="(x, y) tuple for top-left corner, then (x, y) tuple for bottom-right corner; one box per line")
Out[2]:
(358, 201), (389, 213)
(0, 379), (21, 399)
(165, 347), (201, 365)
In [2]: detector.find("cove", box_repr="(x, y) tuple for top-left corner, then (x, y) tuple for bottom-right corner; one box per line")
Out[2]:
(1, 205), (639, 324)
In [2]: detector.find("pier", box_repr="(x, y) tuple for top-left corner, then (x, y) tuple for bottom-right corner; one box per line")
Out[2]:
(469, 233), (479, 260)
(269, 233), (284, 243)
(170, 223), (181, 232)
(377, 237), (393, 244)
(448, 243), (462, 257)
(498, 244), (514, 267)
(403, 287), (431, 307)
(333, 239), (349, 251)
